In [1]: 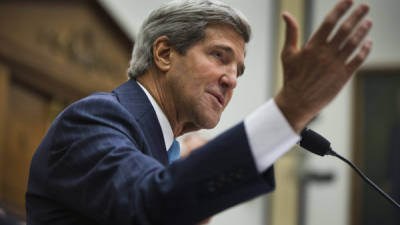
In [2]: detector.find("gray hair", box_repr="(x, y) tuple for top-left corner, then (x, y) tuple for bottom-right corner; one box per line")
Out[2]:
(127, 0), (251, 78)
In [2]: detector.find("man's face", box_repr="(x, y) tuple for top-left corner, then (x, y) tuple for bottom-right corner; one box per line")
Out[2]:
(166, 24), (245, 129)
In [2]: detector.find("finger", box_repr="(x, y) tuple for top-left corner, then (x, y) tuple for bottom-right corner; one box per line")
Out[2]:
(346, 38), (373, 75)
(282, 12), (299, 56)
(329, 3), (370, 48)
(309, 0), (353, 45)
(338, 19), (372, 60)
(281, 12), (299, 58)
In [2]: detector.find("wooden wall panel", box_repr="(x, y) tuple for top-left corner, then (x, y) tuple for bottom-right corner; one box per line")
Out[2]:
(0, 0), (133, 218)
(0, 1), (131, 100)
(3, 81), (50, 215)
(0, 63), (10, 203)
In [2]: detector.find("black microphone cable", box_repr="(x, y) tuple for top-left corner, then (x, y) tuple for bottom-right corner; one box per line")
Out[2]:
(299, 128), (400, 210)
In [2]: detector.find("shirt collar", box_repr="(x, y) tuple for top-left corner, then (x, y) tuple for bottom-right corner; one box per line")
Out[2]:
(137, 81), (174, 151)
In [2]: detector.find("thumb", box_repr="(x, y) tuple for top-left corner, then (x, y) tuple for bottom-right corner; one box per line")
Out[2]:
(282, 12), (299, 57)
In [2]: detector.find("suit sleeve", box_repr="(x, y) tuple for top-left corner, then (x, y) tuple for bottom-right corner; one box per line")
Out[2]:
(35, 95), (275, 225)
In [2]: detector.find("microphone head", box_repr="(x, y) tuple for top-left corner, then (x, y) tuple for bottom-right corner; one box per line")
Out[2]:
(299, 128), (332, 156)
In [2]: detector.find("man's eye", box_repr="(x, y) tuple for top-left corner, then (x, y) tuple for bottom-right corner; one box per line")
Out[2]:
(213, 52), (222, 58)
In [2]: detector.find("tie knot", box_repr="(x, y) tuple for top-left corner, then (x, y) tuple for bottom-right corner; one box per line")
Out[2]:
(168, 139), (180, 164)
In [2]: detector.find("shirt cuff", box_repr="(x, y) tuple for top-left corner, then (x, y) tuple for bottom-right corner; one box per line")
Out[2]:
(244, 99), (300, 173)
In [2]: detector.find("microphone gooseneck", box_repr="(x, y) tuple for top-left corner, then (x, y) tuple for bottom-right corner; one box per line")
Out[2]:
(299, 128), (400, 210)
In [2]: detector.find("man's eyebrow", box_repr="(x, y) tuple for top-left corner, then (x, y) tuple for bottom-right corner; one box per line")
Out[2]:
(214, 45), (245, 77)
(214, 45), (233, 53)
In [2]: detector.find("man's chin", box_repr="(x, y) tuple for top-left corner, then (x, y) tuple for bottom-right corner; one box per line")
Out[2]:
(199, 115), (220, 129)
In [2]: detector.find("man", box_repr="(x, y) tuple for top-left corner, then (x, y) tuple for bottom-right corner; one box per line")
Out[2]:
(26, 0), (372, 224)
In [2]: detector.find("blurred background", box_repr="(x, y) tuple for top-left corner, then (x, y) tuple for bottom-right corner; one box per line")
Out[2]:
(0, 0), (399, 224)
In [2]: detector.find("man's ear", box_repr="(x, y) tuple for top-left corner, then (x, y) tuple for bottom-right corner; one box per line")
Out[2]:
(152, 36), (173, 72)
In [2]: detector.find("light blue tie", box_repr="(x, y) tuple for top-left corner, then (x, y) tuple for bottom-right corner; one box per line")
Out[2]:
(167, 140), (180, 164)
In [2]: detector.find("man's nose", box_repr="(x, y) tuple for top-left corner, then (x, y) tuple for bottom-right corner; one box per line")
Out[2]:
(219, 66), (237, 89)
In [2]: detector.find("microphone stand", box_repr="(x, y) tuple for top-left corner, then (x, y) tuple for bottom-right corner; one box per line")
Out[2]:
(328, 150), (400, 209)
(300, 128), (400, 210)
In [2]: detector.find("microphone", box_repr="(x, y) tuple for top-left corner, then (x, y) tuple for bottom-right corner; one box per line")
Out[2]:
(299, 128), (333, 156)
(299, 128), (400, 209)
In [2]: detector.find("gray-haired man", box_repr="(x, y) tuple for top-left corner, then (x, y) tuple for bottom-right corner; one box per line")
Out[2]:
(26, 0), (372, 224)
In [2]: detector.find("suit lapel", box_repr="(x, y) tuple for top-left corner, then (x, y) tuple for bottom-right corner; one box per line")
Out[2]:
(112, 79), (169, 165)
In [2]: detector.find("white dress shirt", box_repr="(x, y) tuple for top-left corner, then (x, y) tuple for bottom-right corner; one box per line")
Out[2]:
(137, 81), (300, 173)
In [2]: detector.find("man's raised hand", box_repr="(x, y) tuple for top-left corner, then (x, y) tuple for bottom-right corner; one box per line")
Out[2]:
(275, 0), (372, 133)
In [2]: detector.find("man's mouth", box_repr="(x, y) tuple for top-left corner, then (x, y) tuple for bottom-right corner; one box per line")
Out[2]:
(208, 91), (224, 106)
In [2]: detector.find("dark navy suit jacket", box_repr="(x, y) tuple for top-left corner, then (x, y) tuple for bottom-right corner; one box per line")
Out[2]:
(26, 79), (275, 225)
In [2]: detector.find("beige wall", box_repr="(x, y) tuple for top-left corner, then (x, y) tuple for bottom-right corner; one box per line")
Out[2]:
(306, 1), (400, 225)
